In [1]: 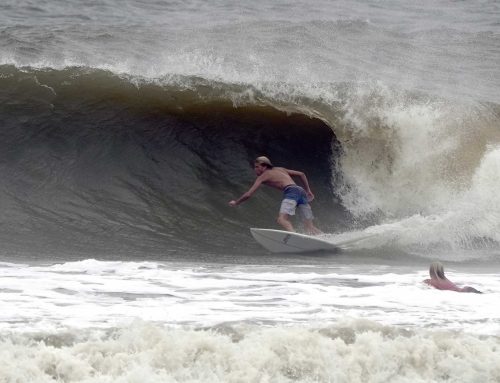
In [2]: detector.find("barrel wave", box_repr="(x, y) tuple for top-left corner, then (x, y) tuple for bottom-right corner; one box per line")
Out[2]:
(2, 64), (500, 260)
(0, 65), (345, 259)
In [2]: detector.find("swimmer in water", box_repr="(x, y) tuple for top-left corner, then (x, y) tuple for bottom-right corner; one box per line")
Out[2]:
(424, 261), (482, 293)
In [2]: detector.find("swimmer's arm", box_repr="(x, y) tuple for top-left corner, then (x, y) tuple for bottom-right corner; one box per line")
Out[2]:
(461, 286), (483, 294)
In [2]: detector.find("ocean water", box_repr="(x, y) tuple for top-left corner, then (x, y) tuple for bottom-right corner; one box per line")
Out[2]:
(1, 1), (500, 382)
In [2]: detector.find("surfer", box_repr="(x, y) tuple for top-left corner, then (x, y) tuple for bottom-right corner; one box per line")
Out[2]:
(423, 262), (482, 293)
(229, 156), (322, 235)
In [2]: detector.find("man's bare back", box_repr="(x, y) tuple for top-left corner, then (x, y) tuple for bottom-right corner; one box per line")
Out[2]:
(258, 167), (296, 191)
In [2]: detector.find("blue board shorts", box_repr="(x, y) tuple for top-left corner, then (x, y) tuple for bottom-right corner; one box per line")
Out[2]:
(279, 185), (314, 220)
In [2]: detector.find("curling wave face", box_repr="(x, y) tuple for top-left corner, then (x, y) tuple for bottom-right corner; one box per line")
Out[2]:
(2, 64), (500, 259)
(2, 1), (500, 259)
(0, 66), (343, 258)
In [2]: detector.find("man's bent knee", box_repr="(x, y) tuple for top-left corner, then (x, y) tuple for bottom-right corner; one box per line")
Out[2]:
(277, 214), (294, 232)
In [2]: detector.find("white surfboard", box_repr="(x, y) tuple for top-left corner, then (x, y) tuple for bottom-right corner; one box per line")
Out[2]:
(250, 228), (340, 253)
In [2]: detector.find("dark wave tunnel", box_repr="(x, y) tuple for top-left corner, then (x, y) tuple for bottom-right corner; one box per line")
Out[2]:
(0, 67), (346, 259)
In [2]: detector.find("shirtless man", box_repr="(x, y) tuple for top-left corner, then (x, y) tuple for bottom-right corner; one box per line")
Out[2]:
(229, 156), (322, 235)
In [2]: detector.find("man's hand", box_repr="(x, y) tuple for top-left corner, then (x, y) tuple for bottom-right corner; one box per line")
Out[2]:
(306, 192), (315, 202)
(229, 200), (237, 207)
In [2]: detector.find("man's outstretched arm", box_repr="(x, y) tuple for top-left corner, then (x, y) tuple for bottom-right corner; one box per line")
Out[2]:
(229, 178), (263, 206)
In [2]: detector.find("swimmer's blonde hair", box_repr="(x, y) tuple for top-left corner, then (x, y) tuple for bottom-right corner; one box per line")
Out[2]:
(429, 261), (445, 279)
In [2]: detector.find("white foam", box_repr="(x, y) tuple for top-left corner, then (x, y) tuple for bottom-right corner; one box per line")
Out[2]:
(0, 257), (498, 381)
(0, 260), (498, 335)
(1, 320), (500, 383)
(329, 85), (500, 253)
